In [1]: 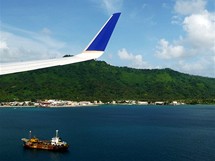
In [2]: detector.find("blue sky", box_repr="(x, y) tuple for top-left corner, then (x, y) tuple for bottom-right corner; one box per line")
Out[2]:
(0, 0), (214, 77)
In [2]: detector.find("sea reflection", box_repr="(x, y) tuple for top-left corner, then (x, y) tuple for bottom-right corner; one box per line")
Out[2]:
(22, 148), (70, 161)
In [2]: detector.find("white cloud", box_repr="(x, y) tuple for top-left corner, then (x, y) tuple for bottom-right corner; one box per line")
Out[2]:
(94, 0), (123, 15)
(156, 39), (185, 59)
(40, 27), (52, 36)
(118, 48), (150, 68)
(0, 26), (67, 63)
(171, 15), (183, 24)
(174, 0), (206, 15)
(183, 10), (215, 51)
(178, 56), (215, 77)
(155, 0), (215, 77)
(0, 41), (9, 49)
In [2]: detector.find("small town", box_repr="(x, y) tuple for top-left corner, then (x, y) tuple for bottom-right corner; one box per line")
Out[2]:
(0, 99), (185, 107)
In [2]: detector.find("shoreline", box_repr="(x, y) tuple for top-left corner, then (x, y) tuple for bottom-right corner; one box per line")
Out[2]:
(0, 103), (214, 108)
(0, 105), (99, 108)
(1, 99), (214, 108)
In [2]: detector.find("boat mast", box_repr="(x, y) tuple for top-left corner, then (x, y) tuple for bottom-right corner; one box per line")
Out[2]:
(56, 130), (58, 138)
(29, 130), (32, 139)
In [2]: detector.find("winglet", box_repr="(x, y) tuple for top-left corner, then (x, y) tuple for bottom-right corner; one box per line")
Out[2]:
(85, 12), (121, 52)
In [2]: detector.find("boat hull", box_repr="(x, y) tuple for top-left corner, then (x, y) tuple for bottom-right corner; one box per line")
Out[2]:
(23, 144), (69, 151)
(22, 138), (69, 151)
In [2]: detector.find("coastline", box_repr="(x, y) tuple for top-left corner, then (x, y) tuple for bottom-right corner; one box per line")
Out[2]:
(0, 104), (99, 108)
(0, 99), (186, 108)
(1, 99), (214, 108)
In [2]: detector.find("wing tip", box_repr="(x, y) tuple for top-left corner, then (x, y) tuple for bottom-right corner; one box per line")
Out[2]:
(85, 12), (121, 52)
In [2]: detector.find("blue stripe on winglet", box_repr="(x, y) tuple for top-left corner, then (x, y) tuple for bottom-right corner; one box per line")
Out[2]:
(86, 13), (121, 51)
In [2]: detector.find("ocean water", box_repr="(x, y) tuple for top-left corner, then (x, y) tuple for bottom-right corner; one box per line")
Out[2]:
(0, 105), (215, 161)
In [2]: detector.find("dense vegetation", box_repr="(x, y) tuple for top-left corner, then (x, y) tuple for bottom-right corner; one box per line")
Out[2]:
(0, 60), (214, 104)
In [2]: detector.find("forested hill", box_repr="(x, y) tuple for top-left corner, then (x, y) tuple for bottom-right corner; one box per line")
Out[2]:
(0, 60), (214, 103)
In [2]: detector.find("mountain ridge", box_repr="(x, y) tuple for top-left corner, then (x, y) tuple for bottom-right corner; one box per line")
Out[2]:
(0, 60), (214, 104)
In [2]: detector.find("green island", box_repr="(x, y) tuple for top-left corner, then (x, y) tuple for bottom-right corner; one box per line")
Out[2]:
(0, 60), (214, 105)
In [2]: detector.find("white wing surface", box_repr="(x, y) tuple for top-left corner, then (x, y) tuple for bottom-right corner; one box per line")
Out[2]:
(0, 13), (121, 75)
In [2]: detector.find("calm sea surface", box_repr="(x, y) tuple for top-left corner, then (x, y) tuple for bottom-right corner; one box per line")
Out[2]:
(0, 105), (215, 161)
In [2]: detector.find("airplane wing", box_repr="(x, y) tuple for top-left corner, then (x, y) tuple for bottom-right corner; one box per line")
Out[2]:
(0, 13), (121, 75)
